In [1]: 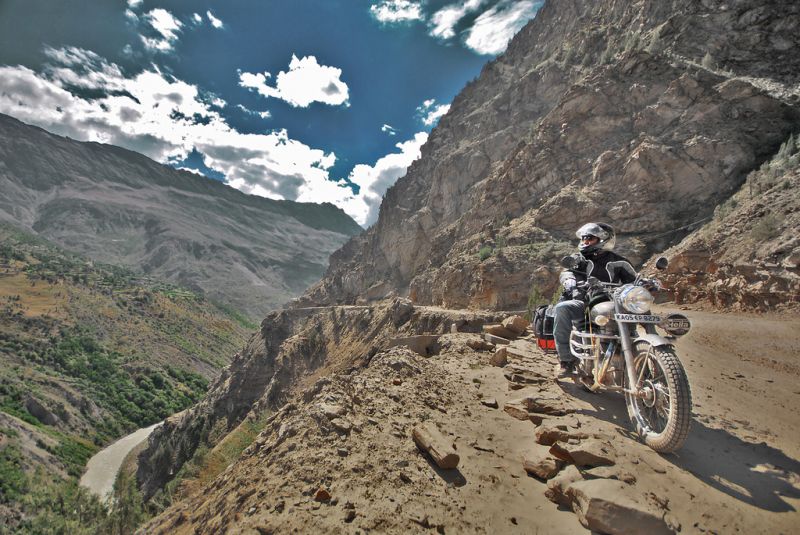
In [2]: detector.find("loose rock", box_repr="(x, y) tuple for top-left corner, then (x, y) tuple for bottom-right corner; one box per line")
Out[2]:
(566, 479), (674, 535)
(490, 347), (508, 367)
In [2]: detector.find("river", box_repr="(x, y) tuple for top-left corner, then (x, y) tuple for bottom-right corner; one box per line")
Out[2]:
(79, 421), (162, 502)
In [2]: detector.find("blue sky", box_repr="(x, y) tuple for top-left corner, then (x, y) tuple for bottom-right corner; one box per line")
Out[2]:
(0, 0), (542, 226)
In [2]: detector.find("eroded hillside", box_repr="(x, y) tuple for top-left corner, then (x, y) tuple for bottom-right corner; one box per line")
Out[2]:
(299, 0), (800, 311)
(0, 225), (251, 532)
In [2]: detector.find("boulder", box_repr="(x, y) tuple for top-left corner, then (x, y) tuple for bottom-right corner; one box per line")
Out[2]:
(545, 465), (584, 506)
(467, 339), (495, 351)
(549, 439), (616, 467)
(483, 333), (510, 345)
(490, 347), (508, 367)
(565, 479), (674, 535)
(522, 445), (565, 480)
(502, 315), (529, 335)
(24, 396), (60, 426)
(483, 324), (519, 339)
(535, 426), (589, 446)
(503, 401), (531, 421)
(480, 398), (499, 409)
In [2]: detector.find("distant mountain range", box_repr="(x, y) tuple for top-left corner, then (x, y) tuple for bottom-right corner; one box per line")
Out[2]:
(0, 113), (362, 319)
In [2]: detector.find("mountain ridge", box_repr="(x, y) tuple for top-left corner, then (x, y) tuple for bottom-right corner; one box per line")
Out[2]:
(0, 112), (362, 319)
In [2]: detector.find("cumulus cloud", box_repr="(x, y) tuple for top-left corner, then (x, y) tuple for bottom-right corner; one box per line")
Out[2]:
(369, 1), (424, 23)
(417, 98), (450, 126)
(141, 8), (183, 52)
(464, 0), (540, 55)
(429, 0), (485, 39)
(127, 0), (142, 7)
(294, 133), (427, 227)
(192, 13), (203, 25)
(0, 47), (424, 226)
(206, 10), (224, 29)
(381, 124), (397, 136)
(238, 55), (349, 108)
(0, 50), (341, 208)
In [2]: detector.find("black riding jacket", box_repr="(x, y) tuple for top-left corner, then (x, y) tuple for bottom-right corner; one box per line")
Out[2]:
(560, 250), (637, 301)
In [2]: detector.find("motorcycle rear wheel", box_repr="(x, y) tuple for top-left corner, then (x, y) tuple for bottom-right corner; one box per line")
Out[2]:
(624, 341), (691, 453)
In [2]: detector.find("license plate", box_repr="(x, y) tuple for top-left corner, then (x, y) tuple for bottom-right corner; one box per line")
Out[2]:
(614, 313), (663, 323)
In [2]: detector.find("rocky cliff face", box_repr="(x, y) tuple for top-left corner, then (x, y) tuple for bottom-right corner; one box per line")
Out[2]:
(0, 114), (362, 319)
(299, 0), (800, 311)
(657, 143), (800, 310)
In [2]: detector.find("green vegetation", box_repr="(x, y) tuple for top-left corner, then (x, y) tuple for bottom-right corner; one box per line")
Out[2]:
(478, 246), (493, 261)
(213, 300), (259, 330)
(0, 442), (28, 504)
(0, 223), (254, 532)
(0, 442), (150, 535)
(751, 212), (781, 241)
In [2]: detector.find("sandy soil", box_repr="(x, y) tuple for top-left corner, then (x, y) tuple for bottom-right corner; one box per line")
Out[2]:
(141, 306), (800, 534)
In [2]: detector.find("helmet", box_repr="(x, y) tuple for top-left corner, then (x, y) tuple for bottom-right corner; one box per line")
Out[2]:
(576, 222), (616, 254)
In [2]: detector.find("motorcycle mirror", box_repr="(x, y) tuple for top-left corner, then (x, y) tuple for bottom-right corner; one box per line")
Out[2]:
(655, 256), (669, 270)
(560, 255), (577, 269)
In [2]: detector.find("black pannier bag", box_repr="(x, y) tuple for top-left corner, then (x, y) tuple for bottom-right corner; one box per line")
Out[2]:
(532, 304), (556, 351)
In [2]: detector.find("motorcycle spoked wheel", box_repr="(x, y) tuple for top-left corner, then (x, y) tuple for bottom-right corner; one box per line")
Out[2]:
(624, 340), (692, 453)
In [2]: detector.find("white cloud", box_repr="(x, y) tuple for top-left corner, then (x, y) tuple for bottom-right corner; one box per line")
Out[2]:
(206, 10), (224, 29)
(192, 13), (203, 25)
(125, 9), (139, 22)
(0, 51), (335, 207)
(127, 0), (142, 7)
(429, 0), (485, 39)
(369, 1), (423, 23)
(0, 48), (425, 227)
(236, 104), (271, 119)
(464, 0), (539, 55)
(417, 98), (450, 126)
(141, 8), (183, 52)
(381, 124), (397, 136)
(239, 55), (349, 108)
(295, 133), (427, 227)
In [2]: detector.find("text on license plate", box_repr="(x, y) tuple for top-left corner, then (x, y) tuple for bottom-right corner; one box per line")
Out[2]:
(614, 314), (662, 323)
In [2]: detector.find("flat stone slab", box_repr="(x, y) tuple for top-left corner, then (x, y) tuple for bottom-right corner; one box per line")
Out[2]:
(566, 479), (674, 535)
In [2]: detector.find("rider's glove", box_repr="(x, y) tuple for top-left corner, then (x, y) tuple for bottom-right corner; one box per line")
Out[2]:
(563, 278), (577, 292)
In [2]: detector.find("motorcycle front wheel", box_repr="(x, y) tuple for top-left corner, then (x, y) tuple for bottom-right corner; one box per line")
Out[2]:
(624, 341), (691, 453)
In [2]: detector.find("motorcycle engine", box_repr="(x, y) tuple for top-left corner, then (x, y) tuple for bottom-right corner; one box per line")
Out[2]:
(589, 301), (617, 333)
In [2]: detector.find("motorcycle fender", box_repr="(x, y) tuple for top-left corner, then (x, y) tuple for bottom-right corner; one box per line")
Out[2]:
(634, 333), (674, 348)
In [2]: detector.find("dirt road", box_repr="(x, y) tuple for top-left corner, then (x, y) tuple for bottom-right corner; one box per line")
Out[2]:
(140, 306), (800, 533)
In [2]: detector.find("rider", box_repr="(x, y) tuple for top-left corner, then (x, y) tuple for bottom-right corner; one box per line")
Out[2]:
(553, 222), (636, 379)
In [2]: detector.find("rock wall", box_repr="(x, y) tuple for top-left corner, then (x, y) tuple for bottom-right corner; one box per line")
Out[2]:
(655, 151), (800, 310)
(298, 0), (800, 311)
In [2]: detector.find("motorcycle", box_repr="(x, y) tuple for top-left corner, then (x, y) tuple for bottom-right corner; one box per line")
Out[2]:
(561, 255), (692, 453)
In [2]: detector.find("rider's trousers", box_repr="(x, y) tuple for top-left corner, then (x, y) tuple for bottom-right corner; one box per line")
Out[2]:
(553, 299), (584, 363)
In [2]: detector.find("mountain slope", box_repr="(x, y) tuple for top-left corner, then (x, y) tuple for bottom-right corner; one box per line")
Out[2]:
(133, 1), (799, 533)
(0, 224), (253, 532)
(299, 0), (799, 310)
(0, 113), (362, 320)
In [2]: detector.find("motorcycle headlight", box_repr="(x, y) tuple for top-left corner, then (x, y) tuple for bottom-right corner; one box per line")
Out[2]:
(619, 286), (654, 314)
